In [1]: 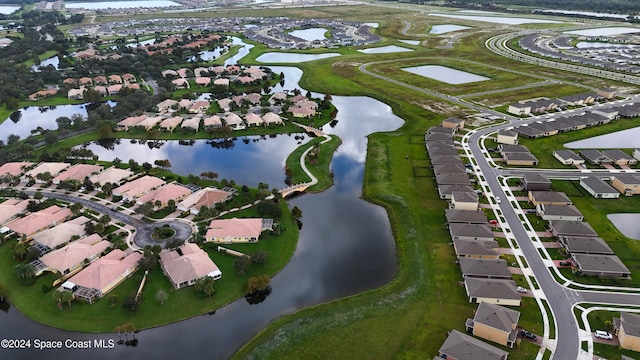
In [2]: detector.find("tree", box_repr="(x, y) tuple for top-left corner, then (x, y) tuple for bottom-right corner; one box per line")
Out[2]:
(14, 263), (35, 282)
(97, 124), (113, 139)
(99, 214), (111, 225)
(137, 252), (157, 272)
(44, 131), (59, 145)
(245, 274), (271, 295)
(194, 276), (216, 297)
(291, 206), (302, 220)
(257, 200), (282, 220)
(102, 182), (113, 196)
(14, 242), (28, 261)
(200, 171), (218, 180)
(69, 202), (83, 215)
(33, 191), (43, 201)
(56, 116), (72, 130)
(142, 162), (152, 172)
(251, 250), (269, 265)
(54, 290), (74, 308)
(135, 202), (154, 216)
(154, 159), (172, 170)
(155, 289), (168, 304)
(167, 199), (176, 212)
(122, 294), (139, 313)
(233, 255), (252, 275)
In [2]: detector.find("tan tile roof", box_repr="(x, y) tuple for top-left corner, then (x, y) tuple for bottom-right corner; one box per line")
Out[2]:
(160, 243), (220, 287)
(67, 249), (142, 295)
(113, 175), (165, 200)
(32, 216), (90, 248)
(89, 167), (133, 186)
(178, 187), (231, 211)
(136, 183), (191, 207)
(0, 199), (30, 225)
(0, 162), (34, 177)
(25, 162), (71, 178)
(159, 116), (183, 130)
(53, 164), (102, 183)
(40, 234), (111, 273)
(205, 218), (263, 240)
(6, 205), (72, 236)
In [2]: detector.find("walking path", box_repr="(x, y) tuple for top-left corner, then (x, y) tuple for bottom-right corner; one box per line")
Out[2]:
(279, 133), (332, 198)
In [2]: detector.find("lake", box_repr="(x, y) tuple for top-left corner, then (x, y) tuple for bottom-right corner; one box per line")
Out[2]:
(256, 52), (340, 63)
(0, 5), (18, 14)
(0, 68), (403, 359)
(65, 0), (180, 9)
(31, 56), (60, 72)
(429, 24), (470, 34)
(189, 47), (224, 62)
(538, 9), (630, 20)
(403, 65), (490, 84)
(564, 27), (640, 36)
(607, 214), (640, 240)
(358, 45), (414, 54)
(565, 126), (640, 148)
(289, 28), (327, 42)
(0, 104), (92, 143)
(399, 40), (420, 45)
(225, 36), (253, 65)
(430, 13), (561, 25)
(363, 22), (379, 28)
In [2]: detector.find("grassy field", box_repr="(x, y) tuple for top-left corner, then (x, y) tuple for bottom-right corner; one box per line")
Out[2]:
(0, 202), (298, 332)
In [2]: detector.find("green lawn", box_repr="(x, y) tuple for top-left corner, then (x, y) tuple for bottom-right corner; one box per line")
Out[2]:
(284, 135), (342, 193)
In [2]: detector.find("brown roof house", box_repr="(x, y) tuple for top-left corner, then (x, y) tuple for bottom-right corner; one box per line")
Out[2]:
(89, 167), (133, 188)
(437, 329), (509, 360)
(441, 117), (465, 130)
(177, 187), (233, 215)
(24, 162), (71, 182)
(39, 234), (111, 276)
(65, 249), (143, 303)
(522, 173), (551, 191)
(614, 312), (640, 351)
(459, 257), (512, 279)
(464, 277), (522, 306)
(450, 223), (494, 242)
(451, 191), (479, 211)
(553, 150), (585, 166)
(6, 205), (72, 238)
(52, 164), (102, 184)
(205, 218), (272, 244)
(496, 129), (518, 145)
(570, 254), (631, 279)
(454, 239), (500, 259)
(160, 243), (222, 289)
(528, 191), (572, 206)
(465, 302), (520, 348)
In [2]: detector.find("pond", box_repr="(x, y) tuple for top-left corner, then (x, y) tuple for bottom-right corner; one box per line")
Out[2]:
(539, 9), (630, 20)
(289, 28), (327, 42)
(607, 214), (640, 240)
(403, 65), (490, 85)
(189, 47), (225, 62)
(564, 27), (640, 36)
(430, 13), (561, 25)
(0, 5), (18, 14)
(0, 104), (95, 143)
(0, 68), (403, 360)
(564, 126), (640, 148)
(429, 24), (470, 34)
(399, 40), (420, 45)
(225, 36), (253, 65)
(126, 38), (156, 48)
(31, 56), (60, 72)
(363, 22), (379, 28)
(256, 52), (340, 63)
(358, 45), (414, 54)
(65, 0), (180, 9)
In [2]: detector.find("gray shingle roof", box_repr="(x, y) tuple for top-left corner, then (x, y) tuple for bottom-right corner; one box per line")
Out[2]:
(465, 277), (521, 301)
(473, 301), (520, 333)
(580, 176), (619, 195)
(454, 239), (499, 257)
(572, 254), (630, 275)
(438, 329), (509, 360)
(620, 312), (640, 338)
(459, 257), (511, 278)
(445, 209), (488, 224)
(450, 223), (494, 240)
(550, 220), (598, 237)
(562, 236), (614, 255)
(529, 191), (572, 205)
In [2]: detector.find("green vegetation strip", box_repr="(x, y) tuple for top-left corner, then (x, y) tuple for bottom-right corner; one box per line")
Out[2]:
(284, 135), (342, 193)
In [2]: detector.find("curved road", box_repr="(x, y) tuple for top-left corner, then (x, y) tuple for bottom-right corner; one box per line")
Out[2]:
(358, 52), (640, 359)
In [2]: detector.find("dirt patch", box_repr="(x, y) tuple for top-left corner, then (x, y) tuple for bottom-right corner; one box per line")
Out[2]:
(332, 61), (362, 68)
(409, 100), (465, 115)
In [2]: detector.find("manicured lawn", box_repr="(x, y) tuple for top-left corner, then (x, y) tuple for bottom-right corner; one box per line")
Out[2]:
(0, 201), (298, 332)
(284, 135), (342, 192)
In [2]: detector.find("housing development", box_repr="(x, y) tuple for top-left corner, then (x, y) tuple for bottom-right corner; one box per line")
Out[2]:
(2, 0), (640, 359)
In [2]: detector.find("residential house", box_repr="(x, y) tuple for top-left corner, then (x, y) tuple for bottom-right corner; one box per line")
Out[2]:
(171, 78), (190, 89)
(203, 115), (223, 129)
(93, 76), (107, 85)
(0, 199), (30, 226)
(224, 113), (244, 129)
(188, 100), (209, 113)
(437, 329), (509, 360)
(67, 88), (85, 100)
(503, 152), (538, 166)
(195, 77), (211, 86)
(107, 84), (122, 96)
(527, 98), (560, 114)
(135, 116), (163, 130)
(438, 184), (475, 200)
(156, 99), (178, 112)
(496, 130), (518, 145)
(591, 108), (619, 120)
(426, 126), (456, 136)
(459, 257), (511, 279)
(579, 176), (620, 199)
(429, 146), (459, 157)
(549, 220), (598, 238)
(108, 74), (122, 84)
(430, 155), (464, 165)
(181, 117), (201, 132)
(117, 115), (147, 131)
(535, 204), (583, 221)
(213, 78), (229, 87)
(464, 277), (522, 306)
(465, 302), (520, 348)
(522, 173), (551, 191)
(39, 234), (111, 275)
(442, 117), (465, 130)
(553, 150), (585, 166)
(514, 125), (545, 139)
(113, 175), (166, 201)
(453, 239), (500, 259)
(205, 218), (272, 243)
(497, 144), (530, 154)
(0, 162), (33, 177)
(611, 174), (640, 196)
(527, 122), (559, 137)
(52, 164), (102, 185)
(560, 92), (596, 106)
(177, 187), (233, 215)
(571, 253), (631, 279)
(579, 150), (611, 165)
(135, 183), (192, 209)
(24, 162), (70, 182)
(31, 216), (90, 250)
(445, 210), (488, 224)
(159, 243), (222, 289)
(559, 236), (614, 255)
(528, 191), (572, 206)
(451, 191), (479, 211)
(597, 88), (617, 100)
(449, 223), (494, 242)
(245, 113), (263, 127)
(614, 312), (640, 351)
(89, 167), (133, 188)
(433, 164), (467, 175)
(507, 103), (531, 116)
(435, 173), (470, 185)
(65, 249), (143, 303)
(159, 116), (183, 132)
(6, 205), (72, 238)
(602, 150), (637, 166)
(262, 112), (283, 126)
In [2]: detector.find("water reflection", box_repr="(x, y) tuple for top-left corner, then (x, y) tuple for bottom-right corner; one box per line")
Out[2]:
(607, 214), (640, 240)
(0, 104), (90, 142)
(565, 126), (640, 148)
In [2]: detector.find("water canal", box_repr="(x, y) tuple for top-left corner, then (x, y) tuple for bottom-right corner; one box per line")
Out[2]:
(0, 67), (403, 359)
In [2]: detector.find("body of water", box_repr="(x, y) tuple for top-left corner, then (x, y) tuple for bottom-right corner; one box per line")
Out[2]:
(565, 126), (640, 148)
(0, 104), (91, 143)
(225, 36), (253, 65)
(31, 56), (60, 72)
(430, 13), (561, 25)
(608, 214), (640, 240)
(0, 5), (18, 14)
(399, 40), (420, 45)
(538, 9), (631, 20)
(403, 65), (490, 84)
(256, 52), (340, 63)
(0, 67), (403, 359)
(363, 22), (379, 28)
(189, 47), (224, 62)
(429, 24), (470, 34)
(358, 45), (413, 54)
(65, 0), (180, 9)
(289, 28), (327, 42)
(565, 27), (640, 36)
(575, 41), (637, 49)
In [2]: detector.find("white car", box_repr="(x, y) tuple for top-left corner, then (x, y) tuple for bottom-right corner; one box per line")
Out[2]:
(516, 286), (527, 293)
(495, 197), (501, 204)
(594, 330), (613, 340)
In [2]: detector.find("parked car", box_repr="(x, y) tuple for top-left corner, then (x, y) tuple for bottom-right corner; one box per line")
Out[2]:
(517, 286), (528, 293)
(521, 330), (537, 340)
(594, 330), (613, 340)
(559, 261), (572, 267)
(495, 197), (501, 204)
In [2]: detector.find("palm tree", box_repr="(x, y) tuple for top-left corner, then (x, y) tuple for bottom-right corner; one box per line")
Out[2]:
(14, 263), (36, 282)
